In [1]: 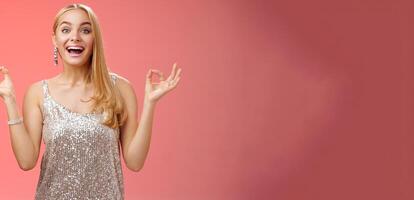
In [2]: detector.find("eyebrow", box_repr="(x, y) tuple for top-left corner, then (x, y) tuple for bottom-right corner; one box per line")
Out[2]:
(60, 21), (91, 26)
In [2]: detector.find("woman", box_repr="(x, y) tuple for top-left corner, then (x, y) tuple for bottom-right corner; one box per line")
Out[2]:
(0, 3), (181, 199)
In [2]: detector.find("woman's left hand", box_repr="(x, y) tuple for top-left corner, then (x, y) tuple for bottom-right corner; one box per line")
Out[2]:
(144, 63), (182, 104)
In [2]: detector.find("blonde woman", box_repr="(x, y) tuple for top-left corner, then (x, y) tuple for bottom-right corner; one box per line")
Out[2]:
(0, 3), (181, 199)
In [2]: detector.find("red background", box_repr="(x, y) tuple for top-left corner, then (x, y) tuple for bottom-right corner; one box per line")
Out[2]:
(0, 0), (413, 199)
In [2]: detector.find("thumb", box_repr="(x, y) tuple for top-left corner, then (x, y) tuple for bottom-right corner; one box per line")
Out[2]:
(146, 69), (153, 84)
(0, 66), (11, 80)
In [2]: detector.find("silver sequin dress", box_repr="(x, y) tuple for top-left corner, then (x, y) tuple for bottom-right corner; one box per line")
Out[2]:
(35, 74), (124, 199)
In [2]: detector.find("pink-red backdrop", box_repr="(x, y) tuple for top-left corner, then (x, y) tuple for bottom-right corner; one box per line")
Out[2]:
(0, 0), (413, 199)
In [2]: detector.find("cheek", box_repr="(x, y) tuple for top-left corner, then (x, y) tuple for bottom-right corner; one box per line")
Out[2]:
(55, 35), (68, 48)
(83, 35), (94, 47)
(55, 33), (68, 41)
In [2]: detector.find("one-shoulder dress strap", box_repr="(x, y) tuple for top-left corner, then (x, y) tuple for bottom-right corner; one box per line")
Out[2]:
(110, 73), (118, 85)
(41, 80), (49, 99)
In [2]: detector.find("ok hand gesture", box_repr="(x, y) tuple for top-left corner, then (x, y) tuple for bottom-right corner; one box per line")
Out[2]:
(0, 66), (16, 102)
(145, 63), (182, 104)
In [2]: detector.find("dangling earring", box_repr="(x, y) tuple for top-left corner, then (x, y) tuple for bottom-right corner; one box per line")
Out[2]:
(53, 47), (58, 66)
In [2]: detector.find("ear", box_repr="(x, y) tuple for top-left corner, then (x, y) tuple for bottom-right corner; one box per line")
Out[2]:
(51, 34), (57, 47)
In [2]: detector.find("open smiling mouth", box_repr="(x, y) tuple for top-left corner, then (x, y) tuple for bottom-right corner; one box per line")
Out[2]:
(66, 46), (85, 57)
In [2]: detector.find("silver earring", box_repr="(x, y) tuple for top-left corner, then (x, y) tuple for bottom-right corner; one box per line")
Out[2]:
(53, 47), (58, 66)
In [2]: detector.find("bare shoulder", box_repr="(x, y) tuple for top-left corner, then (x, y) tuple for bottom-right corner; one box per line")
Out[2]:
(26, 80), (43, 98)
(110, 73), (137, 99)
(24, 80), (44, 106)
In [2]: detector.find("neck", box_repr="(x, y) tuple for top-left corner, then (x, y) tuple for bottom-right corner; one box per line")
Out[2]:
(58, 62), (91, 87)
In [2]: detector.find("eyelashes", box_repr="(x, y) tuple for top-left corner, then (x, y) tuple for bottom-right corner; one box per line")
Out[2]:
(82, 29), (91, 34)
(61, 27), (92, 34)
(62, 28), (70, 33)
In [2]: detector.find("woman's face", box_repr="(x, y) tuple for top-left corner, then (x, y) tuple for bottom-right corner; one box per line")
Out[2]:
(53, 9), (94, 67)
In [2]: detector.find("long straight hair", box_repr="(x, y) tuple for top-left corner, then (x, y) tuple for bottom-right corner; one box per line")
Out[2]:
(52, 4), (127, 128)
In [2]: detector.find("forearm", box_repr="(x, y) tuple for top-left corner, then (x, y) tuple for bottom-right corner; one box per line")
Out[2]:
(126, 99), (156, 171)
(4, 97), (37, 170)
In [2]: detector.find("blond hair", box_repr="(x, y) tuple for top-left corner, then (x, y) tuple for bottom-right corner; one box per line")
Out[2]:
(53, 4), (127, 128)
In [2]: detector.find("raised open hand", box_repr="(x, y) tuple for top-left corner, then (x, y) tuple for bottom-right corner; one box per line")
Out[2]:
(0, 66), (16, 101)
(145, 62), (182, 104)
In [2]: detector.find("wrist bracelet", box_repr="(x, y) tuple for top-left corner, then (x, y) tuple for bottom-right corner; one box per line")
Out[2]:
(8, 118), (23, 125)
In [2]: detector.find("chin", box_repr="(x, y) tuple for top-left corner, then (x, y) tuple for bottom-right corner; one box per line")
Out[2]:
(63, 59), (90, 67)
(62, 55), (92, 67)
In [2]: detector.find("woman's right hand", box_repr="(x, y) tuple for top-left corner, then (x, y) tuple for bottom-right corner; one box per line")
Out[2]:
(0, 66), (16, 101)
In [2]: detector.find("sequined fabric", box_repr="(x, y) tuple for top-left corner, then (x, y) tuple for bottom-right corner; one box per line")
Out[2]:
(35, 75), (124, 200)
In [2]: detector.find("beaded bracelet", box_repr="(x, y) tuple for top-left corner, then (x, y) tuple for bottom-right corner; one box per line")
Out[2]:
(8, 118), (23, 125)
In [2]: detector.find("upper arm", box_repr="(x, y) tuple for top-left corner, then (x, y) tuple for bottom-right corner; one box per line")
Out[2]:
(22, 81), (44, 159)
(114, 75), (139, 160)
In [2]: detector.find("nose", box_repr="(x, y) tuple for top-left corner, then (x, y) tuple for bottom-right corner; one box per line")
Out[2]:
(69, 31), (81, 42)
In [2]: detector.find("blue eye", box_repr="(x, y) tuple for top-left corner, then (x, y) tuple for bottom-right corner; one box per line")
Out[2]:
(82, 29), (91, 34)
(62, 28), (70, 33)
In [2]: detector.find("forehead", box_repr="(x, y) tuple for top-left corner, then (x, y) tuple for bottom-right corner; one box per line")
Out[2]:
(58, 9), (91, 26)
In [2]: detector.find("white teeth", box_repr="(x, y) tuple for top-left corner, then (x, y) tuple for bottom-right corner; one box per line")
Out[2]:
(66, 46), (84, 50)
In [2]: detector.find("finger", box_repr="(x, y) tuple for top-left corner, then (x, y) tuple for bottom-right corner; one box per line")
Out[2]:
(150, 69), (165, 81)
(171, 77), (181, 88)
(166, 63), (177, 82)
(0, 66), (9, 74)
(146, 69), (153, 84)
(146, 69), (165, 84)
(0, 66), (11, 80)
(173, 68), (182, 81)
